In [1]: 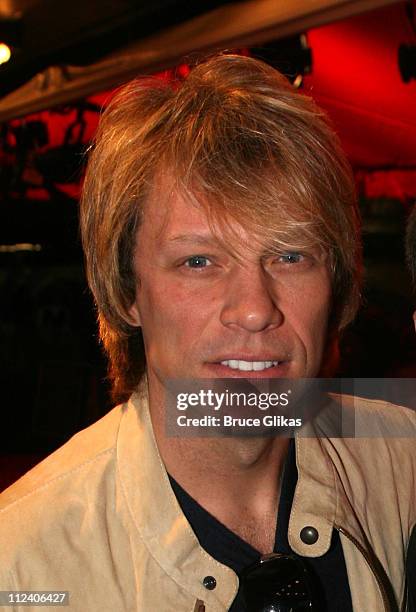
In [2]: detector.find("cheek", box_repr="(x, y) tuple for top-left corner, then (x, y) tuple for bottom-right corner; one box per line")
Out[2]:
(304, 290), (332, 347)
(282, 275), (332, 341)
(138, 276), (215, 341)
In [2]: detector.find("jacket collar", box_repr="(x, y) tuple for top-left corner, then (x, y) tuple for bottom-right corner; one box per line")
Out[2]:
(290, 401), (380, 559)
(117, 385), (239, 609)
(289, 434), (337, 557)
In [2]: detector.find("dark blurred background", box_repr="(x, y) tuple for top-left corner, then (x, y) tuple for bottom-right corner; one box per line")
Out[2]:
(1, 0), (416, 488)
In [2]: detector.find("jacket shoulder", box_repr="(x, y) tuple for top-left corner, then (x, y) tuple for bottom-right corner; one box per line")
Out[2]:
(0, 404), (129, 582)
(0, 403), (125, 511)
(318, 394), (416, 503)
(320, 392), (416, 440)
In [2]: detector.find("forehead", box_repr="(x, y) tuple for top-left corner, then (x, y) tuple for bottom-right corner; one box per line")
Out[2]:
(137, 169), (329, 260)
(140, 180), (255, 250)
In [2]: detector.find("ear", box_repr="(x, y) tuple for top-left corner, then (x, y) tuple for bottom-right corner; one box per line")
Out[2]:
(127, 300), (141, 327)
(413, 311), (416, 333)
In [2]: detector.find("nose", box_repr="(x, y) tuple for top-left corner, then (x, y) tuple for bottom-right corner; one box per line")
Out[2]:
(220, 265), (283, 332)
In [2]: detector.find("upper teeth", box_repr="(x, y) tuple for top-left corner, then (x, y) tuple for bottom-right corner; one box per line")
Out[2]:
(220, 360), (279, 371)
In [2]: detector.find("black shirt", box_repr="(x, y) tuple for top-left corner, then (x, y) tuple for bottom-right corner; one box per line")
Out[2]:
(169, 440), (353, 611)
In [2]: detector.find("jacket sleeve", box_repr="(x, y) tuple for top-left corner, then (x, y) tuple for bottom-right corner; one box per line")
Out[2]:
(406, 524), (416, 611)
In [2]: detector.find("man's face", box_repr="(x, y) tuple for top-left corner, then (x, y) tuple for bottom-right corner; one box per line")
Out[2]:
(129, 186), (332, 398)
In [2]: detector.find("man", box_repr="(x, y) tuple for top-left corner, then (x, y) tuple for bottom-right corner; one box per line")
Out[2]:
(1, 54), (415, 611)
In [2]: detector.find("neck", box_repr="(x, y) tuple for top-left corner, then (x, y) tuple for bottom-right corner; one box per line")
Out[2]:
(149, 382), (290, 553)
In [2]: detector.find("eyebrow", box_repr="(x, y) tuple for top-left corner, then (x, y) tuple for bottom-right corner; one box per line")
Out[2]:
(168, 233), (220, 246)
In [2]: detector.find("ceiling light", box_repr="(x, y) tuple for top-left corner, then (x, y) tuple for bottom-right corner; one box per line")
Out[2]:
(0, 42), (11, 65)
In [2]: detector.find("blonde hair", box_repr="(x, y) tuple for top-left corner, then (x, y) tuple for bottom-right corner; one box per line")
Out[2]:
(80, 53), (361, 403)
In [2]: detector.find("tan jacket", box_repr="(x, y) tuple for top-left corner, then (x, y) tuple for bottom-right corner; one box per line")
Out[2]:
(0, 387), (415, 612)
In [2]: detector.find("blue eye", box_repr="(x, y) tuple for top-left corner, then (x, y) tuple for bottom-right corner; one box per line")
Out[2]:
(185, 256), (211, 268)
(279, 253), (303, 264)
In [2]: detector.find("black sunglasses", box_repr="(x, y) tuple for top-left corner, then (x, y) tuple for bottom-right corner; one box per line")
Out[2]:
(239, 553), (323, 612)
